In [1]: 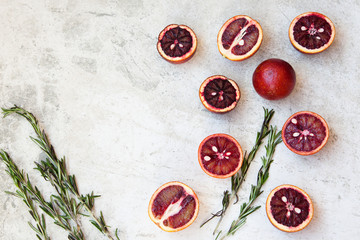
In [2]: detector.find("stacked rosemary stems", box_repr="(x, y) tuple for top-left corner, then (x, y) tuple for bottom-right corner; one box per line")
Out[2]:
(0, 106), (120, 240)
(200, 108), (282, 240)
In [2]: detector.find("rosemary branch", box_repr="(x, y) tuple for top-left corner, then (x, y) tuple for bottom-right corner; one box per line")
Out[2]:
(0, 151), (50, 240)
(0, 150), (83, 240)
(2, 106), (120, 240)
(201, 108), (274, 234)
(217, 126), (282, 240)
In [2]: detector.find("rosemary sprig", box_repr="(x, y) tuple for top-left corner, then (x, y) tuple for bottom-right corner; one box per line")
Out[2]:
(0, 150), (50, 240)
(2, 106), (120, 240)
(218, 126), (282, 240)
(0, 150), (83, 240)
(201, 108), (274, 234)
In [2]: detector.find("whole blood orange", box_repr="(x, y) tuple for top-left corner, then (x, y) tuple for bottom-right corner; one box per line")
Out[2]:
(199, 75), (241, 113)
(252, 58), (296, 100)
(198, 133), (243, 178)
(266, 184), (314, 232)
(157, 24), (197, 64)
(217, 15), (263, 61)
(289, 12), (335, 54)
(148, 181), (199, 232)
(282, 111), (329, 155)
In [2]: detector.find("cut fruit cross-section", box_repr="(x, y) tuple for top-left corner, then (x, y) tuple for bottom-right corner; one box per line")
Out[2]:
(266, 184), (314, 232)
(148, 181), (199, 232)
(198, 133), (243, 178)
(289, 12), (335, 54)
(282, 111), (329, 155)
(199, 75), (241, 113)
(157, 24), (197, 64)
(217, 15), (263, 61)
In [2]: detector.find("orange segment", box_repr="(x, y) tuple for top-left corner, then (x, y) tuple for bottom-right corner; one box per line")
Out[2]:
(217, 15), (263, 61)
(198, 133), (243, 178)
(289, 12), (335, 54)
(266, 184), (314, 232)
(148, 181), (199, 232)
(157, 24), (197, 64)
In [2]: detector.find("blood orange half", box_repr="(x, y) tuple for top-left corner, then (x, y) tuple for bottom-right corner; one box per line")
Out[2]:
(148, 181), (199, 232)
(266, 184), (314, 232)
(198, 133), (243, 178)
(217, 15), (263, 61)
(289, 12), (335, 54)
(199, 75), (241, 113)
(282, 111), (329, 156)
(157, 24), (197, 64)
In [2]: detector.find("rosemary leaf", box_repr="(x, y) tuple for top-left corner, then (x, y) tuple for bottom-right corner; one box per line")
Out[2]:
(115, 229), (121, 240)
(90, 220), (103, 232)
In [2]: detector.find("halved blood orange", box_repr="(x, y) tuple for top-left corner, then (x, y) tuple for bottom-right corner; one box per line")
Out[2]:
(266, 184), (314, 232)
(217, 15), (263, 61)
(148, 181), (199, 232)
(199, 75), (241, 113)
(198, 133), (243, 178)
(157, 24), (197, 64)
(289, 12), (335, 54)
(282, 111), (329, 156)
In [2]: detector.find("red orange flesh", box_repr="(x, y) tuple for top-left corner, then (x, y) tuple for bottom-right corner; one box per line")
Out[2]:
(199, 75), (241, 113)
(217, 15), (263, 61)
(198, 133), (243, 178)
(157, 24), (197, 63)
(289, 12), (335, 54)
(266, 184), (314, 232)
(282, 111), (329, 155)
(148, 181), (199, 232)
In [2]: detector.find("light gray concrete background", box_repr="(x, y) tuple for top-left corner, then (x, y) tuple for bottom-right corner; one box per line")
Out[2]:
(0, 0), (359, 239)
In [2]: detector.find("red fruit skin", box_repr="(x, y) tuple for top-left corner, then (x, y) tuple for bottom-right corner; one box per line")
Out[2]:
(252, 58), (296, 100)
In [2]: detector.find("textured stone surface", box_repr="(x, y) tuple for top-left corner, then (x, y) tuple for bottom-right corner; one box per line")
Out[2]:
(0, 0), (359, 239)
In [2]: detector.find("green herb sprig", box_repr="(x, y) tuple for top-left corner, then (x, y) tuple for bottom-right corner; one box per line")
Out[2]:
(201, 108), (274, 234)
(217, 126), (282, 240)
(0, 150), (83, 240)
(2, 106), (120, 240)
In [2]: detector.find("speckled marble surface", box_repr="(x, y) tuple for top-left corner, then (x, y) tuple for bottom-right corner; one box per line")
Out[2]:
(0, 0), (360, 239)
